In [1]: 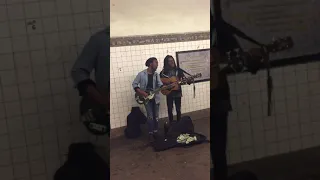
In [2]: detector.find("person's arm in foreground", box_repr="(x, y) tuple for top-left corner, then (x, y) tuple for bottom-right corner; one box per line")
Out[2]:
(71, 35), (107, 105)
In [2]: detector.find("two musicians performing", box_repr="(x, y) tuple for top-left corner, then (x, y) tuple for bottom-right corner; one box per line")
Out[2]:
(132, 55), (201, 143)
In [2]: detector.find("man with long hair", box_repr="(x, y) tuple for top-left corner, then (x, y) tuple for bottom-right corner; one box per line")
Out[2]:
(160, 55), (191, 122)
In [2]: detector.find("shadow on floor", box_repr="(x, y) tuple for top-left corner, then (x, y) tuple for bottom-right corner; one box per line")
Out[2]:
(228, 146), (320, 180)
(110, 109), (210, 180)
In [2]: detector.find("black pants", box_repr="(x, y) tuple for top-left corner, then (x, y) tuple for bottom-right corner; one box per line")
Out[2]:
(211, 110), (228, 180)
(166, 96), (181, 122)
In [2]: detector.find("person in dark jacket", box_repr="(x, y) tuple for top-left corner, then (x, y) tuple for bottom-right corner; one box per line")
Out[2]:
(70, 28), (110, 168)
(160, 55), (192, 122)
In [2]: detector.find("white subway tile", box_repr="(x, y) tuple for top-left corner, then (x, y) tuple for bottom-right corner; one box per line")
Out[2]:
(25, 2), (41, 18)
(5, 101), (22, 118)
(0, 166), (14, 180)
(40, 1), (56, 17)
(13, 163), (30, 179)
(12, 147), (28, 163)
(7, 4), (24, 20)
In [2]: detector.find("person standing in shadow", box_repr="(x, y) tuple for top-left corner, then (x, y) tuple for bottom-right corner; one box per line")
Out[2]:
(55, 28), (110, 180)
(211, 0), (265, 179)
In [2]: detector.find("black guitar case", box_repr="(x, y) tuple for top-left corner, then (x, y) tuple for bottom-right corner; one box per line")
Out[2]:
(152, 116), (209, 152)
(152, 132), (209, 152)
(80, 96), (110, 136)
(166, 116), (195, 136)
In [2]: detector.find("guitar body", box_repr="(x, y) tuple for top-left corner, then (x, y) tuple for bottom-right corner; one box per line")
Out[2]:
(135, 91), (155, 105)
(161, 76), (180, 95)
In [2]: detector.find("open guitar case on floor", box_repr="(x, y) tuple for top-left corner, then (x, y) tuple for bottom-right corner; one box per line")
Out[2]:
(152, 133), (209, 152)
(152, 116), (209, 152)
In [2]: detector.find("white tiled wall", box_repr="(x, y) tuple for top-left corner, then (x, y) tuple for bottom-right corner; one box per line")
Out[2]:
(0, 0), (107, 180)
(110, 40), (210, 129)
(226, 62), (320, 164)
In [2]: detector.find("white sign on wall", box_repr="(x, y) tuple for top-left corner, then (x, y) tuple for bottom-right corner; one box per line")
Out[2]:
(222, 0), (320, 60)
(176, 49), (210, 82)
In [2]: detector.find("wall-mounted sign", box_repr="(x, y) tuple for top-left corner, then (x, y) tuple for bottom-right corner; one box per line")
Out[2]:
(176, 49), (210, 83)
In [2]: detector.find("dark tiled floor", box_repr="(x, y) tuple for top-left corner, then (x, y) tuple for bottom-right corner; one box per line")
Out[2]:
(110, 109), (320, 180)
(229, 146), (320, 180)
(110, 109), (210, 180)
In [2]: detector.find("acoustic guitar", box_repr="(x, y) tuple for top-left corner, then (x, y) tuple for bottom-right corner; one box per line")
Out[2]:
(160, 73), (202, 95)
(224, 36), (294, 73)
(224, 36), (294, 116)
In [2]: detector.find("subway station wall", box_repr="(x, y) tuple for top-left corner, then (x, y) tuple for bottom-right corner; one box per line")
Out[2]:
(110, 0), (210, 37)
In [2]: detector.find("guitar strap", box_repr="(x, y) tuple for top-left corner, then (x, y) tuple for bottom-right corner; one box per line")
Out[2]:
(178, 68), (196, 98)
(156, 73), (158, 88)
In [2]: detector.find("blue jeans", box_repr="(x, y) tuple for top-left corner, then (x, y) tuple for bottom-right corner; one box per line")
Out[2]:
(144, 100), (160, 134)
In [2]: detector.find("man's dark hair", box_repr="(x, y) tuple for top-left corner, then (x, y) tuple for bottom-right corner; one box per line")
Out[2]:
(163, 55), (176, 73)
(145, 57), (157, 67)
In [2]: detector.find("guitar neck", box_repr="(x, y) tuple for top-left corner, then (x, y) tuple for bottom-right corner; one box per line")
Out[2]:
(265, 38), (293, 53)
(153, 82), (180, 94)
(181, 75), (198, 83)
(157, 74), (201, 93)
(265, 44), (274, 53)
(151, 87), (165, 94)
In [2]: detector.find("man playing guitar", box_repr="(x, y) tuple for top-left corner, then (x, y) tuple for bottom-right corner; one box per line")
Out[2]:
(160, 55), (192, 123)
(132, 57), (167, 143)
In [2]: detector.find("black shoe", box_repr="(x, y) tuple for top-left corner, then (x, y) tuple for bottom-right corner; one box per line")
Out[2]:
(148, 134), (155, 144)
(153, 131), (158, 140)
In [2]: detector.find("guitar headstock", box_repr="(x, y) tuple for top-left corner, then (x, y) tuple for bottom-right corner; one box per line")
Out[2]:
(193, 73), (202, 78)
(181, 73), (202, 84)
(267, 36), (294, 53)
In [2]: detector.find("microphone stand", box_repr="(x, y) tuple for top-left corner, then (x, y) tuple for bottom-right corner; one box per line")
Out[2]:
(262, 46), (273, 116)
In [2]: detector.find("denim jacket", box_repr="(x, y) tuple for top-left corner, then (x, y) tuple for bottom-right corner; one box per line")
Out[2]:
(132, 69), (163, 104)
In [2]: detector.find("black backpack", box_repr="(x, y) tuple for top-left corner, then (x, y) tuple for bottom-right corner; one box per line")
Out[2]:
(124, 107), (147, 139)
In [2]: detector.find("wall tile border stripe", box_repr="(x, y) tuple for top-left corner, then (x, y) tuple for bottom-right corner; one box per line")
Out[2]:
(110, 31), (210, 47)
